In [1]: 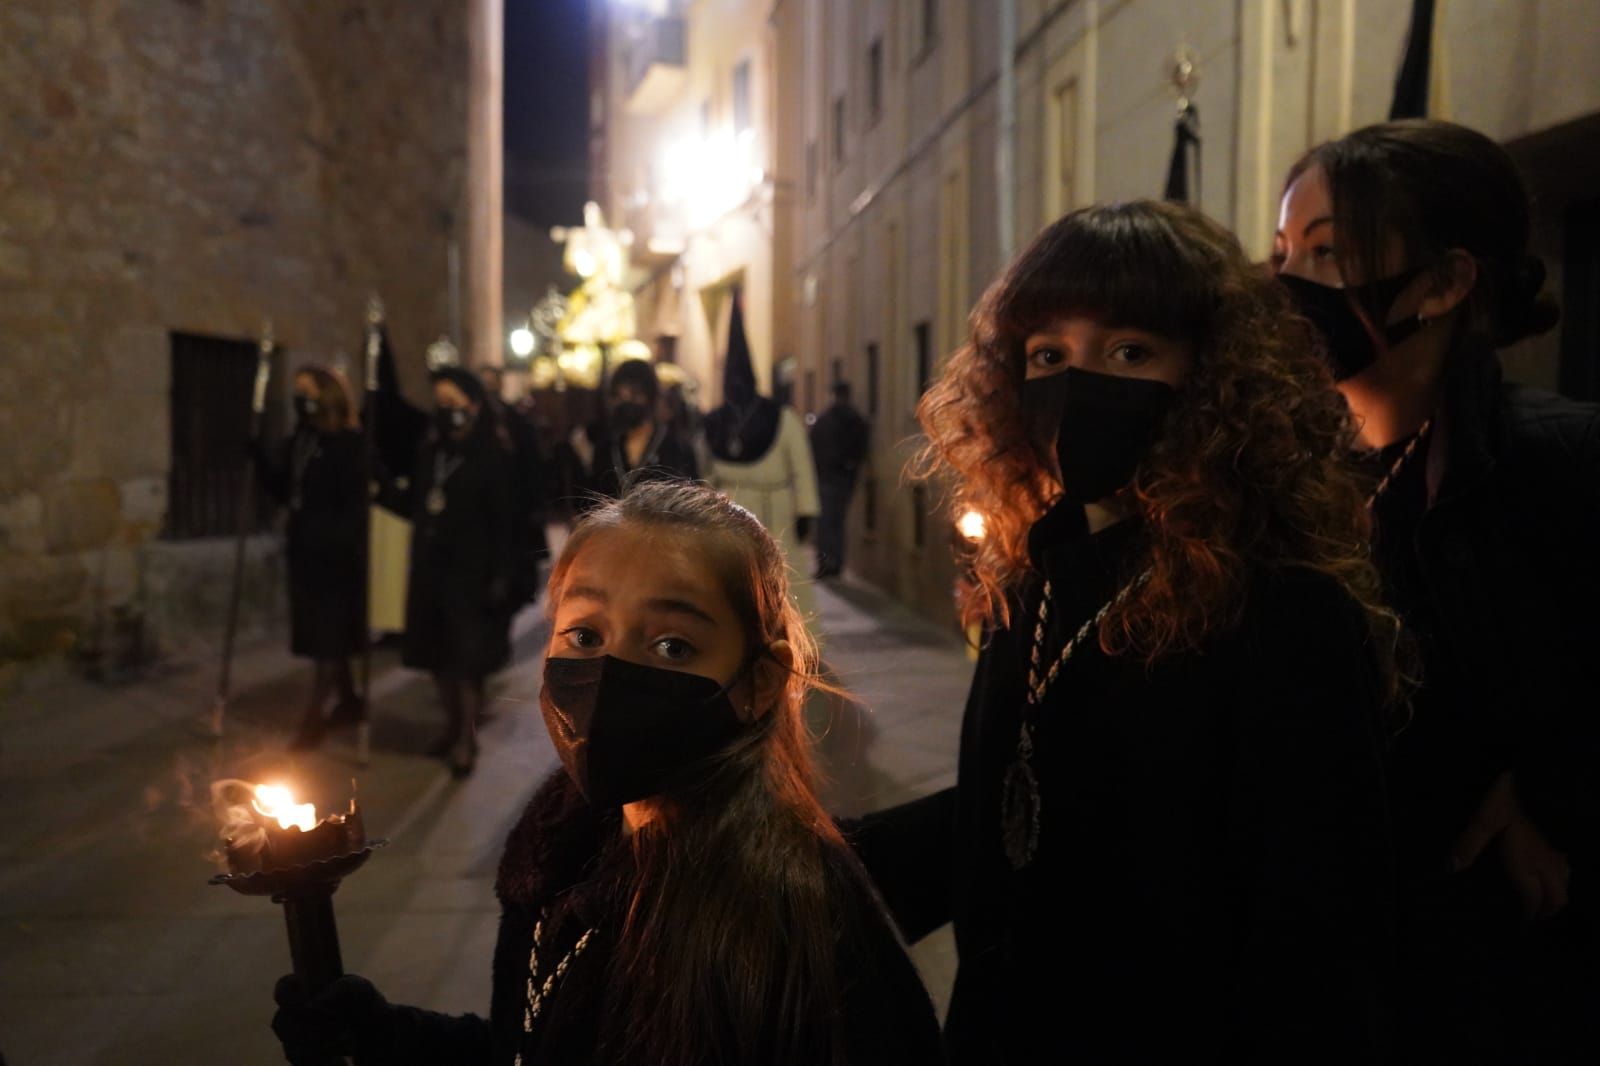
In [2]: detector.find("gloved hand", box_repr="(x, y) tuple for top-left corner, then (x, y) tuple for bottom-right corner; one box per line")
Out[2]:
(272, 973), (395, 1065)
(796, 516), (813, 544)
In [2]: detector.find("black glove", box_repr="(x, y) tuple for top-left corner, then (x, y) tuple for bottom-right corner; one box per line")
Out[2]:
(272, 974), (395, 1065)
(796, 516), (813, 544)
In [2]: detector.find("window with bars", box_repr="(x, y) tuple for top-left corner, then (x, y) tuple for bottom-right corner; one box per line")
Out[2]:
(164, 331), (283, 540)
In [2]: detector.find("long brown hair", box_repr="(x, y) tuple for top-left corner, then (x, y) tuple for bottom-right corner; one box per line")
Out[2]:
(917, 200), (1400, 693)
(1284, 119), (1560, 350)
(293, 364), (357, 432)
(545, 479), (851, 1066)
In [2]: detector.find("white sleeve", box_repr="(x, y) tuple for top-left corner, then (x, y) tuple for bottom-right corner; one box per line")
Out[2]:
(785, 409), (821, 518)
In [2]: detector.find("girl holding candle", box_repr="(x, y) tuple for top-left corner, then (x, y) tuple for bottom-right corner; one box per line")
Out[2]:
(271, 479), (943, 1065)
(849, 200), (1400, 1062)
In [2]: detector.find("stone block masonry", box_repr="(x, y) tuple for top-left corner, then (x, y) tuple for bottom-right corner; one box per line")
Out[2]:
(0, 0), (501, 667)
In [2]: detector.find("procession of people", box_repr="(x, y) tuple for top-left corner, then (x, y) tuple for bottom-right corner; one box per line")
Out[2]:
(248, 119), (1597, 1065)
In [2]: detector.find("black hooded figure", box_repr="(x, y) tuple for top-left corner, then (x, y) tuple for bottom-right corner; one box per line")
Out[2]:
(385, 365), (518, 777)
(702, 292), (820, 610)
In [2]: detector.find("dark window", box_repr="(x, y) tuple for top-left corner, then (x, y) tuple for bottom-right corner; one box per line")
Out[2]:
(165, 331), (282, 540)
(922, 0), (939, 52)
(866, 342), (880, 416)
(867, 39), (884, 123)
(831, 356), (844, 384)
(914, 320), (932, 394)
(912, 485), (927, 548)
(864, 476), (877, 533)
(805, 369), (817, 413)
(1560, 196), (1600, 401)
(806, 140), (818, 199)
(832, 95), (847, 163)
(732, 60), (752, 134)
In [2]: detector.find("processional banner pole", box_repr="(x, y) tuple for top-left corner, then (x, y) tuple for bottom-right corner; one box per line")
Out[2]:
(355, 296), (384, 766)
(212, 320), (274, 738)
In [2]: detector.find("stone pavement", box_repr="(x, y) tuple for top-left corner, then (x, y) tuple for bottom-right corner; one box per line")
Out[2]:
(0, 574), (971, 1065)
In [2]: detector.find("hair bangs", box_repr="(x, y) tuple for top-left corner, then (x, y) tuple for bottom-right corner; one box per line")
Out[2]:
(995, 204), (1218, 351)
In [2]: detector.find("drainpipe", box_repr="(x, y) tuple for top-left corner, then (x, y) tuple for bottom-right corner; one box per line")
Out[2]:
(997, 0), (1018, 264)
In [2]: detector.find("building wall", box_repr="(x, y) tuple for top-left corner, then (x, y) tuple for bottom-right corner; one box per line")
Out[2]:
(780, 0), (1600, 628)
(0, 0), (501, 663)
(598, 0), (1600, 628)
(594, 0), (790, 407)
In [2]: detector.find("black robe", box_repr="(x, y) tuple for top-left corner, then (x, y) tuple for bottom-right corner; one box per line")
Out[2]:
(567, 419), (700, 512)
(255, 427), (366, 658)
(393, 424), (517, 679)
(1369, 351), (1600, 1063)
(849, 509), (1396, 1064)
(355, 771), (946, 1065)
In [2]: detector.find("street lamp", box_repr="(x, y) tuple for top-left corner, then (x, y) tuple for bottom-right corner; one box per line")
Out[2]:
(509, 327), (535, 358)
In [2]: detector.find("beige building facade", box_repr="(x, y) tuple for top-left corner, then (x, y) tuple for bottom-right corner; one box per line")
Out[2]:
(596, 0), (1600, 626)
(592, 0), (798, 411)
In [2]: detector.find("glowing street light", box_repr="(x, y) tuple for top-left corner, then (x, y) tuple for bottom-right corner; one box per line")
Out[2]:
(509, 327), (535, 358)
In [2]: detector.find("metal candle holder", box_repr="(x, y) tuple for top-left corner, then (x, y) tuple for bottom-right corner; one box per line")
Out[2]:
(210, 799), (387, 994)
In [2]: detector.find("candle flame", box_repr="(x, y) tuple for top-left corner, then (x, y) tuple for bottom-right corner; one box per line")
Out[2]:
(252, 783), (317, 832)
(958, 509), (987, 542)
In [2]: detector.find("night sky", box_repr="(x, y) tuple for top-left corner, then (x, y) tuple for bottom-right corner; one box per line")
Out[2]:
(504, 0), (590, 226)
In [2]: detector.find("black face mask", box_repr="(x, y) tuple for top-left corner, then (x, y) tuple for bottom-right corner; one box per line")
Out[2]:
(611, 401), (649, 432)
(540, 655), (754, 808)
(293, 395), (319, 423)
(1021, 367), (1178, 505)
(435, 407), (471, 436)
(1278, 269), (1428, 381)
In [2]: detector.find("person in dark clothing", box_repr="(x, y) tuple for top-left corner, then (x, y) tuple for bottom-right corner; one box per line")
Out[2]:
(809, 381), (870, 579)
(385, 367), (518, 778)
(1275, 119), (1600, 1063)
(566, 360), (699, 512)
(254, 365), (367, 750)
(480, 365), (552, 605)
(850, 201), (1401, 1063)
(271, 480), (944, 1066)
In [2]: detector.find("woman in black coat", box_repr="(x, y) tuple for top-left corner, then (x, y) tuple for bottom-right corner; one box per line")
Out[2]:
(1275, 119), (1600, 1063)
(255, 365), (366, 749)
(851, 201), (1401, 1063)
(394, 368), (518, 777)
(272, 480), (943, 1065)
(565, 359), (700, 513)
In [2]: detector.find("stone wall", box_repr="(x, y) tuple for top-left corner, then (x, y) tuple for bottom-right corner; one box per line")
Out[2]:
(0, 0), (498, 666)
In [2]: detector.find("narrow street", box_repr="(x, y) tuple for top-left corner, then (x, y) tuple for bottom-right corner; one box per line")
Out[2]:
(0, 576), (969, 1065)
